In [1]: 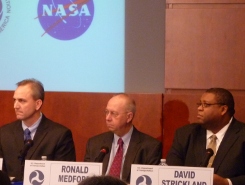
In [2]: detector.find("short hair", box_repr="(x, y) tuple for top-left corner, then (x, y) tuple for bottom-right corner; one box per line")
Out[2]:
(205, 88), (235, 116)
(113, 93), (136, 114)
(16, 78), (44, 101)
(78, 175), (127, 185)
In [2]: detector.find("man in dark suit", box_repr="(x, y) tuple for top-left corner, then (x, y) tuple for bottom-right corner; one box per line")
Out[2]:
(166, 88), (245, 185)
(0, 78), (76, 181)
(84, 93), (162, 183)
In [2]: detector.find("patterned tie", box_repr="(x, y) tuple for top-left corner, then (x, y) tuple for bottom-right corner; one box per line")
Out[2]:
(207, 134), (217, 167)
(24, 128), (31, 141)
(109, 138), (124, 178)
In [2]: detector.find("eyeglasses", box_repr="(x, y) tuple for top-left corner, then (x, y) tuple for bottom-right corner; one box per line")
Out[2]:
(105, 110), (128, 118)
(196, 102), (225, 108)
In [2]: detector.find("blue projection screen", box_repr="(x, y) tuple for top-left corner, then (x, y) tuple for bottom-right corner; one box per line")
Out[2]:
(0, 0), (125, 92)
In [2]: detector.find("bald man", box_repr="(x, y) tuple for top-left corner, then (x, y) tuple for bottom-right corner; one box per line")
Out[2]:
(84, 93), (162, 183)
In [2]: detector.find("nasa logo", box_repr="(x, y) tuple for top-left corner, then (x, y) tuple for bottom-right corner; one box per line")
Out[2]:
(136, 175), (152, 185)
(29, 170), (45, 185)
(0, 0), (11, 33)
(37, 0), (94, 40)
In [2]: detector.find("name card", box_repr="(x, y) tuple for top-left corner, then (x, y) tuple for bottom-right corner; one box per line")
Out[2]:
(130, 165), (213, 185)
(0, 158), (2, 170)
(24, 160), (102, 185)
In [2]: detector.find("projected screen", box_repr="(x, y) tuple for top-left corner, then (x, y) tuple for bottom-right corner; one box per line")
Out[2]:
(0, 0), (125, 92)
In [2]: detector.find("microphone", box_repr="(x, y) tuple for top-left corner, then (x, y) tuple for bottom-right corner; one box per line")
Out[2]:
(95, 146), (109, 162)
(199, 148), (214, 167)
(18, 139), (34, 162)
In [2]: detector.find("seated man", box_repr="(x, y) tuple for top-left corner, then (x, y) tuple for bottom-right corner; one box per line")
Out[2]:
(0, 78), (76, 181)
(84, 93), (162, 183)
(166, 88), (245, 185)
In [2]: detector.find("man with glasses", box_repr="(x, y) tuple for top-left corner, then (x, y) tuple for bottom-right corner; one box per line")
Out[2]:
(84, 93), (162, 183)
(166, 88), (245, 185)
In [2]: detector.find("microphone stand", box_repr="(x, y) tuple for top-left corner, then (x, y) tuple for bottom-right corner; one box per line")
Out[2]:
(11, 157), (25, 182)
(14, 139), (34, 182)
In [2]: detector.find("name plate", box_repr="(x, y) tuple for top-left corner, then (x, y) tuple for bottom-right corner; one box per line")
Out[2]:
(130, 165), (213, 185)
(0, 158), (2, 170)
(24, 160), (102, 185)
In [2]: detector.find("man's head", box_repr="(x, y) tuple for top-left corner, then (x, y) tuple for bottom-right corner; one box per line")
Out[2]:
(105, 93), (135, 137)
(197, 88), (235, 132)
(13, 78), (44, 126)
(78, 175), (127, 185)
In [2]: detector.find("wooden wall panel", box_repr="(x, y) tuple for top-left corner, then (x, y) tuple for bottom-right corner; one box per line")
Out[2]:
(0, 91), (163, 161)
(165, 1), (245, 90)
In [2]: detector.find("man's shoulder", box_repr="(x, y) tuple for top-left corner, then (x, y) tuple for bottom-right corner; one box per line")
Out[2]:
(0, 120), (20, 130)
(175, 123), (203, 134)
(89, 131), (113, 140)
(230, 118), (245, 133)
(86, 131), (113, 146)
(40, 115), (71, 131)
(232, 118), (245, 127)
(133, 128), (161, 144)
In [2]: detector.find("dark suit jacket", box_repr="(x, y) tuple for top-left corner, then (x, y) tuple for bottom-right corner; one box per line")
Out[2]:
(166, 119), (245, 185)
(0, 115), (76, 180)
(84, 127), (162, 183)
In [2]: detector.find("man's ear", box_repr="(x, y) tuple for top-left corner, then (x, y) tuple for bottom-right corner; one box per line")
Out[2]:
(126, 112), (134, 123)
(220, 105), (228, 116)
(36, 99), (43, 110)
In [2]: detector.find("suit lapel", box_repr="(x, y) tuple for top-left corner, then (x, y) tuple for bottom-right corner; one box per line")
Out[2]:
(102, 133), (114, 174)
(13, 121), (25, 155)
(213, 120), (242, 172)
(193, 127), (207, 166)
(122, 127), (140, 181)
(26, 116), (49, 159)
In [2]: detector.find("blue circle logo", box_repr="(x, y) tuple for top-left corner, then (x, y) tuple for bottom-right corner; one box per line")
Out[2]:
(136, 175), (152, 185)
(29, 170), (45, 185)
(37, 0), (94, 40)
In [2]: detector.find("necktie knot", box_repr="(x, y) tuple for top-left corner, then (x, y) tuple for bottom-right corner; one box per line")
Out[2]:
(209, 135), (217, 151)
(210, 134), (217, 140)
(24, 128), (31, 141)
(117, 138), (124, 147)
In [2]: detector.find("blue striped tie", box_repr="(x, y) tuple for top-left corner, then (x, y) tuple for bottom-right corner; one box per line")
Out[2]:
(24, 128), (31, 141)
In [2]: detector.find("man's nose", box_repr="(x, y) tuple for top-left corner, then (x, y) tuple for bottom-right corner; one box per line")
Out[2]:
(14, 101), (19, 108)
(106, 113), (112, 120)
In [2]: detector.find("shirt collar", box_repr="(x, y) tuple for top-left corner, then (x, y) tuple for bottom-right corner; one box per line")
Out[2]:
(207, 117), (233, 140)
(113, 126), (133, 147)
(22, 113), (42, 133)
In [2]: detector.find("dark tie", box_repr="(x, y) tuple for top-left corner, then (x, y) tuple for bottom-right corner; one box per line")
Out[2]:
(207, 134), (217, 167)
(24, 128), (31, 141)
(109, 138), (124, 178)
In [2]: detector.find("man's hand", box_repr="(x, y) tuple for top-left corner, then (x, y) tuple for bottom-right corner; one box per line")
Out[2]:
(213, 174), (229, 185)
